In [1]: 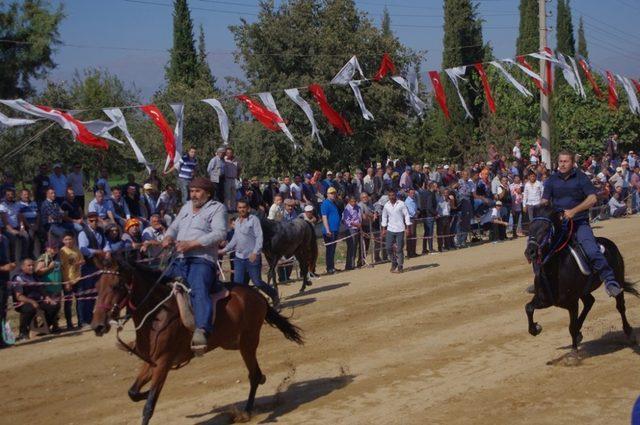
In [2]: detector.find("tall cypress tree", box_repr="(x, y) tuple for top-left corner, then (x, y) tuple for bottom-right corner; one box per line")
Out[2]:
(577, 16), (588, 59)
(166, 0), (199, 88)
(197, 24), (216, 88)
(381, 6), (392, 38)
(516, 0), (538, 55)
(556, 0), (575, 56)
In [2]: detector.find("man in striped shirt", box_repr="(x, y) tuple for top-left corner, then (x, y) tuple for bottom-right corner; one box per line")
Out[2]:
(177, 147), (198, 205)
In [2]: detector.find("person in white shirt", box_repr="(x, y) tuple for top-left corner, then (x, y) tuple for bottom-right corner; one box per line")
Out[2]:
(381, 189), (411, 273)
(522, 172), (544, 222)
(513, 139), (522, 161)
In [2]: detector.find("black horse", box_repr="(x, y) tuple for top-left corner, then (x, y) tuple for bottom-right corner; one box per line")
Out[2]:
(524, 205), (638, 355)
(260, 217), (318, 293)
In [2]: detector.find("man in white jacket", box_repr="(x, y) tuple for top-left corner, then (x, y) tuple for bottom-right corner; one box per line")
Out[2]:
(522, 172), (544, 222)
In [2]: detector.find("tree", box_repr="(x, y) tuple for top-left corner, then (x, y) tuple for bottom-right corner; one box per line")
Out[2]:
(516, 0), (538, 55)
(165, 0), (199, 89)
(381, 6), (392, 39)
(197, 24), (216, 89)
(0, 0), (64, 98)
(229, 0), (419, 177)
(577, 16), (588, 59)
(556, 0), (575, 56)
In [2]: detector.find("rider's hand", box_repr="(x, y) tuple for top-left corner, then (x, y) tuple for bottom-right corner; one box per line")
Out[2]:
(176, 240), (197, 253)
(162, 237), (174, 249)
(563, 208), (576, 220)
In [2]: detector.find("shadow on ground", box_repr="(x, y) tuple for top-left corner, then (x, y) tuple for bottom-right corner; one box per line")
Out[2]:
(190, 374), (356, 424)
(403, 263), (440, 273)
(549, 328), (640, 365)
(286, 282), (350, 299)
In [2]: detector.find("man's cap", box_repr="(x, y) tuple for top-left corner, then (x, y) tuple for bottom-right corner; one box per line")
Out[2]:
(188, 177), (215, 196)
(87, 211), (99, 219)
(216, 147), (226, 154)
(125, 218), (141, 232)
(616, 167), (623, 172)
(423, 163), (430, 168)
(143, 183), (154, 190)
(405, 165), (412, 171)
(304, 205), (314, 212)
(326, 170), (334, 175)
(327, 187), (337, 194)
(443, 165), (450, 169)
(356, 169), (363, 174)
(304, 173), (312, 179)
(53, 163), (62, 168)
(495, 200), (503, 206)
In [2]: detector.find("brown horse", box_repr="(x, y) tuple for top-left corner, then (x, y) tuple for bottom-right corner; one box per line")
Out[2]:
(90, 252), (303, 425)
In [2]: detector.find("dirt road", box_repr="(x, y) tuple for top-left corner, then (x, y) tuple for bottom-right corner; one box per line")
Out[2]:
(2, 217), (640, 424)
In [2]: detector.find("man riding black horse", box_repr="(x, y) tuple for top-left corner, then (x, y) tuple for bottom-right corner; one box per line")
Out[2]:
(537, 150), (622, 298)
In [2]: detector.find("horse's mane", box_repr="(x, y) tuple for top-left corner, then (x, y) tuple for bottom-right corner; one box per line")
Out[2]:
(534, 204), (560, 220)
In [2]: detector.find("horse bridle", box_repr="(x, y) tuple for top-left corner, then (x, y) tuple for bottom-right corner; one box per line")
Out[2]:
(94, 270), (136, 322)
(527, 216), (573, 265)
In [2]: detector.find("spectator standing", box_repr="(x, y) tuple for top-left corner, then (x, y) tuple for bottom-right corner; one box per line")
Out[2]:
(58, 234), (83, 330)
(342, 196), (361, 270)
(405, 189), (418, 258)
(321, 187), (341, 274)
(283, 199), (297, 223)
(513, 139), (522, 162)
(94, 168), (112, 198)
(357, 192), (374, 266)
(523, 172), (544, 222)
(0, 238), (15, 348)
(291, 175), (304, 204)
(32, 163), (50, 205)
(0, 188), (29, 262)
(363, 167), (375, 196)
(436, 189), (452, 252)
(67, 163), (85, 209)
(207, 147), (226, 203)
(224, 147), (241, 212)
(418, 181), (438, 254)
(606, 133), (619, 164)
(372, 194), (388, 262)
(630, 165), (640, 213)
(279, 176), (292, 199)
(124, 184), (143, 218)
(176, 147), (198, 205)
(77, 212), (106, 327)
(400, 166), (413, 191)
(381, 189), (411, 273)
(40, 188), (78, 240)
(455, 171), (473, 248)
(18, 189), (39, 257)
(510, 176), (524, 238)
(49, 163), (68, 205)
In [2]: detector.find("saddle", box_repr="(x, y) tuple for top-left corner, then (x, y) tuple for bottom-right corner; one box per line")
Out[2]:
(172, 279), (230, 332)
(568, 238), (606, 276)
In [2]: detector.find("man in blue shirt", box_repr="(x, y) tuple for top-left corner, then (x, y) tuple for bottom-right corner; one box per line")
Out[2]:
(321, 187), (341, 274)
(404, 189), (418, 258)
(49, 163), (68, 205)
(542, 151), (622, 297)
(176, 147), (198, 204)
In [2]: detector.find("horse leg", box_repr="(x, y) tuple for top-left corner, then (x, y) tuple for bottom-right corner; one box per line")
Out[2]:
(575, 293), (595, 345)
(298, 254), (309, 293)
(141, 357), (172, 425)
(239, 331), (265, 414)
(567, 301), (581, 352)
(615, 293), (636, 344)
(129, 363), (153, 402)
(525, 296), (543, 336)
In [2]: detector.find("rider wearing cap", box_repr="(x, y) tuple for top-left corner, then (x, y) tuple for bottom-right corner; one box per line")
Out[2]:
(162, 177), (227, 351)
(541, 151), (622, 297)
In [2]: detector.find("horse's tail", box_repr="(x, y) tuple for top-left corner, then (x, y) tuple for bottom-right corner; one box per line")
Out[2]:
(265, 305), (304, 345)
(623, 281), (640, 298)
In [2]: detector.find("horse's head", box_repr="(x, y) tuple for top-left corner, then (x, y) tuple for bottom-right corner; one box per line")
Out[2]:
(91, 251), (136, 336)
(525, 204), (562, 264)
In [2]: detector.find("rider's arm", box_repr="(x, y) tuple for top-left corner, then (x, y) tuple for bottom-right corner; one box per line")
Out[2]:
(565, 194), (597, 218)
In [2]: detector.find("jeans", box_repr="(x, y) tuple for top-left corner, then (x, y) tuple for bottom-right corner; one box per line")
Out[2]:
(233, 256), (277, 300)
(78, 262), (99, 325)
(166, 257), (219, 333)
(323, 233), (337, 272)
(2, 230), (29, 262)
(511, 210), (522, 237)
(385, 231), (405, 268)
(178, 177), (191, 205)
(224, 178), (237, 212)
(575, 220), (618, 287)
(345, 228), (360, 269)
(631, 188), (639, 213)
(406, 220), (417, 257)
(422, 216), (435, 253)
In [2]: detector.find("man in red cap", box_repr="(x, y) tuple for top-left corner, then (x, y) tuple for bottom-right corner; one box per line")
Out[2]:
(162, 177), (227, 353)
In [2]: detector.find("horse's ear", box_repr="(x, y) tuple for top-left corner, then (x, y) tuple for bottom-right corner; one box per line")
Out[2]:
(112, 250), (135, 271)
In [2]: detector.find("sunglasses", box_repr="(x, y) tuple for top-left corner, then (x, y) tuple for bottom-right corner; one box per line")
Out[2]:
(88, 219), (98, 223)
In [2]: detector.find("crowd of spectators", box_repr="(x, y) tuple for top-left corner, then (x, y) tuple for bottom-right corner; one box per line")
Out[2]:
(0, 137), (638, 346)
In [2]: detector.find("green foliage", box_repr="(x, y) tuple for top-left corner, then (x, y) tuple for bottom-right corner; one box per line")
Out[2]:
(228, 0), (420, 176)
(197, 24), (216, 89)
(516, 0), (538, 55)
(577, 16), (588, 59)
(0, 0), (64, 98)
(381, 6), (392, 39)
(556, 0), (575, 56)
(166, 0), (199, 89)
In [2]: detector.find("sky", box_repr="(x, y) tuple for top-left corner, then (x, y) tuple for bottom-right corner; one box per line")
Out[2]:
(46, 0), (640, 100)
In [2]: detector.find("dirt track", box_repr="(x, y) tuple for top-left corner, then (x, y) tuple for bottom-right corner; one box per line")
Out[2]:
(2, 217), (640, 424)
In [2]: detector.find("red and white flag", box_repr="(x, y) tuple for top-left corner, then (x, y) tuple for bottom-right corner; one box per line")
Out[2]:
(373, 53), (397, 81)
(236, 95), (283, 132)
(428, 71), (450, 120)
(474, 63), (496, 114)
(577, 58), (603, 98)
(605, 71), (618, 110)
(444, 66), (473, 119)
(513, 56), (547, 95)
(140, 104), (176, 169)
(308, 84), (353, 136)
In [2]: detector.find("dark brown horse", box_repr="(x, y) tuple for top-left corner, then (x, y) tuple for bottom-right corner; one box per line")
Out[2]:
(260, 217), (318, 293)
(90, 252), (303, 425)
(524, 205), (638, 357)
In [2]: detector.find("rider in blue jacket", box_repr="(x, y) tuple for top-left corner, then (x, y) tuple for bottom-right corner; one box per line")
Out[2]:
(541, 151), (622, 297)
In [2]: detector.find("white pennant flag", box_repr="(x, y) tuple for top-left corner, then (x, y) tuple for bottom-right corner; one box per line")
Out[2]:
(0, 110), (37, 127)
(528, 51), (560, 64)
(284, 88), (323, 147)
(81, 120), (125, 145)
(616, 75), (640, 115)
(0, 99), (75, 130)
(490, 61), (532, 97)
(556, 53), (581, 96)
(201, 99), (230, 145)
(444, 66), (473, 119)
(103, 108), (152, 172)
(502, 58), (545, 84)
(348, 81), (374, 121)
(169, 103), (184, 172)
(257, 92), (297, 148)
(567, 56), (586, 98)
(391, 75), (426, 116)
(330, 56), (366, 85)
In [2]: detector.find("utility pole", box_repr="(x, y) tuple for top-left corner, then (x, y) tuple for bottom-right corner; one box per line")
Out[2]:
(539, 0), (551, 168)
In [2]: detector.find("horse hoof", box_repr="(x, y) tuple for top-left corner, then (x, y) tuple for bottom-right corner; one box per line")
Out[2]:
(576, 332), (583, 345)
(259, 374), (266, 385)
(627, 332), (637, 346)
(299, 287), (306, 293)
(565, 350), (582, 366)
(529, 323), (542, 336)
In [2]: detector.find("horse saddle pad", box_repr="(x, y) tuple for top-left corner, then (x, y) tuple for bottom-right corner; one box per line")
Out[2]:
(173, 285), (230, 332)
(568, 241), (605, 276)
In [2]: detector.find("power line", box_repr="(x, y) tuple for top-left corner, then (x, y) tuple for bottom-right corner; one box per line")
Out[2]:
(573, 6), (638, 41)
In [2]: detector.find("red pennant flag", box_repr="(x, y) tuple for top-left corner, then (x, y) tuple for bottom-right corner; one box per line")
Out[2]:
(373, 53), (397, 81)
(308, 84), (353, 136)
(516, 55), (548, 95)
(631, 79), (640, 95)
(140, 104), (176, 168)
(543, 47), (554, 94)
(428, 71), (450, 120)
(236, 95), (283, 131)
(578, 59), (604, 98)
(605, 71), (618, 110)
(474, 63), (496, 114)
(37, 106), (109, 150)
